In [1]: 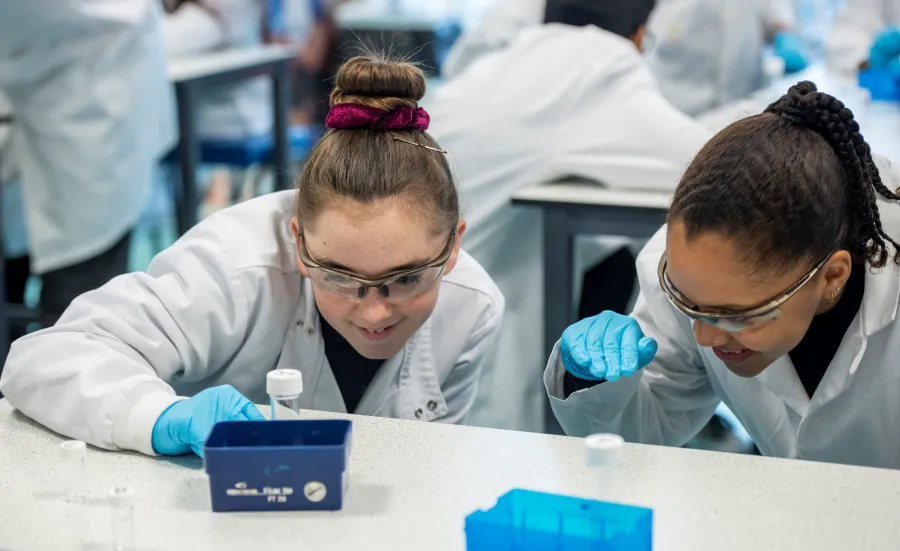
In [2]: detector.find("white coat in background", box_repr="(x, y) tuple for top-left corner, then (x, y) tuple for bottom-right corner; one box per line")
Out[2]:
(545, 156), (900, 470)
(427, 24), (710, 432)
(0, 90), (27, 259)
(0, 0), (176, 273)
(828, 0), (900, 74)
(163, 0), (273, 139)
(0, 191), (504, 456)
(646, 0), (796, 116)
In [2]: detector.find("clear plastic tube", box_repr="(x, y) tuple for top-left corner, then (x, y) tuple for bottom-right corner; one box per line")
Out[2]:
(270, 394), (302, 420)
(109, 486), (135, 551)
(59, 441), (87, 503)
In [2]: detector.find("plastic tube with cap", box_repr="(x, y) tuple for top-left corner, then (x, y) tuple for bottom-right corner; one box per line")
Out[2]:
(585, 434), (624, 502)
(109, 486), (135, 551)
(267, 369), (304, 420)
(59, 440), (87, 503)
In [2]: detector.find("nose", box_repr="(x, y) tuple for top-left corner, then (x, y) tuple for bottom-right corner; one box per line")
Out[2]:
(693, 320), (731, 348)
(356, 291), (394, 326)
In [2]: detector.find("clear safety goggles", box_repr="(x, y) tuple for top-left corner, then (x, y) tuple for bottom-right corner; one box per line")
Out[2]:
(296, 232), (454, 302)
(657, 249), (835, 333)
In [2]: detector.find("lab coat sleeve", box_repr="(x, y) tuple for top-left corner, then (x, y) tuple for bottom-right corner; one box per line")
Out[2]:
(557, 57), (711, 192)
(544, 230), (720, 444)
(163, 2), (228, 56)
(0, 223), (252, 456)
(434, 291), (505, 425)
(828, 0), (885, 73)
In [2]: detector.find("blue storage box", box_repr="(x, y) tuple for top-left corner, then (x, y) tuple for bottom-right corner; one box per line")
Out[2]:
(204, 419), (352, 512)
(466, 490), (652, 551)
(859, 69), (900, 101)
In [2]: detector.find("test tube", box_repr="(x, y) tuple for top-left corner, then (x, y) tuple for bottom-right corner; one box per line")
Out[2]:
(267, 369), (304, 420)
(585, 434), (624, 502)
(59, 440), (87, 503)
(109, 486), (135, 551)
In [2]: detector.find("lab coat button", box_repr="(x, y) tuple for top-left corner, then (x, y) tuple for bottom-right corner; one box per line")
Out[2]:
(307, 327), (315, 335)
(427, 400), (438, 411)
(296, 319), (304, 327)
(414, 408), (424, 419)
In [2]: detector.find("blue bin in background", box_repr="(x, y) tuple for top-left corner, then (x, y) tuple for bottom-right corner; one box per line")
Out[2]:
(204, 419), (352, 512)
(859, 69), (900, 101)
(465, 490), (652, 551)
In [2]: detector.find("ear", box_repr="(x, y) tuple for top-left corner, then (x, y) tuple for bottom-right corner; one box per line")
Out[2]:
(291, 217), (310, 278)
(630, 26), (646, 52)
(821, 250), (852, 299)
(442, 219), (467, 276)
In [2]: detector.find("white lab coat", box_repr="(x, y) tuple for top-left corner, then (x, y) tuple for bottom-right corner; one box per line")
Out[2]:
(828, 0), (900, 74)
(0, 191), (504, 456)
(647, 0), (796, 116)
(545, 156), (900, 470)
(163, 0), (273, 139)
(427, 24), (709, 432)
(0, 1), (176, 273)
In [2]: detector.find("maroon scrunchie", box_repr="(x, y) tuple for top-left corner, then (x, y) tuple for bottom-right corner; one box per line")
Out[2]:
(325, 104), (430, 131)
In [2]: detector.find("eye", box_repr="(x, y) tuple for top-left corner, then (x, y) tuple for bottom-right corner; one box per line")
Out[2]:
(394, 273), (424, 287)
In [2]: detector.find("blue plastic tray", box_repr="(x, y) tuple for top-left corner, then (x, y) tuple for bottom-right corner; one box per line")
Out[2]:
(859, 69), (900, 101)
(466, 490), (652, 551)
(204, 419), (352, 512)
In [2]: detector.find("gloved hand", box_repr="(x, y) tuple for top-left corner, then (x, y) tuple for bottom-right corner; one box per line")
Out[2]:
(774, 32), (809, 74)
(560, 311), (658, 383)
(151, 385), (265, 457)
(869, 27), (900, 78)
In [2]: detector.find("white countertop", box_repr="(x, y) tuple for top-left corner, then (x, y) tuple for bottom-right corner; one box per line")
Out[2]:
(167, 45), (296, 83)
(2, 400), (899, 551)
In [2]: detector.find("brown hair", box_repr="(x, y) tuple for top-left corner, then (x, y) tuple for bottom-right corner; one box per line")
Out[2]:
(295, 54), (458, 236)
(668, 81), (900, 278)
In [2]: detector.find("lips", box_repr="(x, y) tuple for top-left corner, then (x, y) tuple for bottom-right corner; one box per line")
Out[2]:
(357, 323), (397, 341)
(713, 347), (756, 363)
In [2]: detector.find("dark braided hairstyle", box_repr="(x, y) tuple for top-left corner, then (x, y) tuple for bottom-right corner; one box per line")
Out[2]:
(669, 81), (900, 278)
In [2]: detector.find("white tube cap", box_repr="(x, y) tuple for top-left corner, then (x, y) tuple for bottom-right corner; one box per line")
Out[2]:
(59, 440), (86, 460)
(267, 369), (304, 396)
(585, 434), (624, 468)
(108, 486), (135, 507)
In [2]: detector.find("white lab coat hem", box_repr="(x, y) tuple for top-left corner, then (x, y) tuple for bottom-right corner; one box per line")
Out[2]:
(112, 390), (184, 456)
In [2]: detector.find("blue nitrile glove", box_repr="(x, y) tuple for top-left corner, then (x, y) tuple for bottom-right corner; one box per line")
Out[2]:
(870, 27), (900, 78)
(774, 32), (810, 74)
(560, 311), (658, 383)
(151, 385), (265, 457)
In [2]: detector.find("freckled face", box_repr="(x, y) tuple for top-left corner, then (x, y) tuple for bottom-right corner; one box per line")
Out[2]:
(296, 197), (463, 359)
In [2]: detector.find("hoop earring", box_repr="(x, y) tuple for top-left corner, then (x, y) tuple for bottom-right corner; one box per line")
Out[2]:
(826, 286), (842, 306)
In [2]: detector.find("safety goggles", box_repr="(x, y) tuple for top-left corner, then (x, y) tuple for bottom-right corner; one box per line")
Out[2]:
(657, 249), (836, 333)
(296, 232), (455, 302)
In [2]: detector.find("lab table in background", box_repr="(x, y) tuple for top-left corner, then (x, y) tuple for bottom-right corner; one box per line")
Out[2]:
(167, 45), (295, 236)
(2, 400), (900, 550)
(511, 185), (670, 362)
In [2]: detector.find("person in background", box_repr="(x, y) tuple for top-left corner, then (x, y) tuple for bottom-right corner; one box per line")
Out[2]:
(828, 0), (900, 75)
(547, 82), (900, 469)
(647, 0), (809, 116)
(0, 55), (504, 458)
(162, 0), (274, 213)
(0, 1), (175, 326)
(426, 0), (710, 432)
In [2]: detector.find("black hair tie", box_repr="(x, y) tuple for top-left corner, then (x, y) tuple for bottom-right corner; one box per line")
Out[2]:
(781, 107), (807, 126)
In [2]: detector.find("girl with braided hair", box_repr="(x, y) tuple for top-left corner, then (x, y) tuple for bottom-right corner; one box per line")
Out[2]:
(546, 82), (900, 468)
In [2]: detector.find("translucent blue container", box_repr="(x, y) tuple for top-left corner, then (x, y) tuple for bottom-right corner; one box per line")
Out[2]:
(204, 419), (352, 512)
(859, 69), (900, 101)
(465, 490), (652, 551)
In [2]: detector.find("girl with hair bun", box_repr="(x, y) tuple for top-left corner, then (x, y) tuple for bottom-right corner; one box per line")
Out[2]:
(1, 54), (504, 459)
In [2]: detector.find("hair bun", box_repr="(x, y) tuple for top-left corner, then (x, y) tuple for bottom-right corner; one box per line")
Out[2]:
(331, 55), (427, 111)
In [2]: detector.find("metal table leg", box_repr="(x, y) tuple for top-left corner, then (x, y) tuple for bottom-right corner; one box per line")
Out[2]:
(272, 59), (292, 191)
(542, 208), (574, 434)
(175, 83), (199, 236)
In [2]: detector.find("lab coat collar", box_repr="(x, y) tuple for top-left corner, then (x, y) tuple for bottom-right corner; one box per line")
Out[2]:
(859, 263), (900, 339)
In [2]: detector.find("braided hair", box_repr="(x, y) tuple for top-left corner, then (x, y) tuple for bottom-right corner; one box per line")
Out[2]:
(669, 81), (900, 278)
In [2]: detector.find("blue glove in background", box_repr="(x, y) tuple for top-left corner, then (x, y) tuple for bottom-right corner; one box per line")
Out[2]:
(151, 385), (265, 457)
(560, 311), (658, 383)
(870, 27), (900, 78)
(774, 32), (810, 74)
